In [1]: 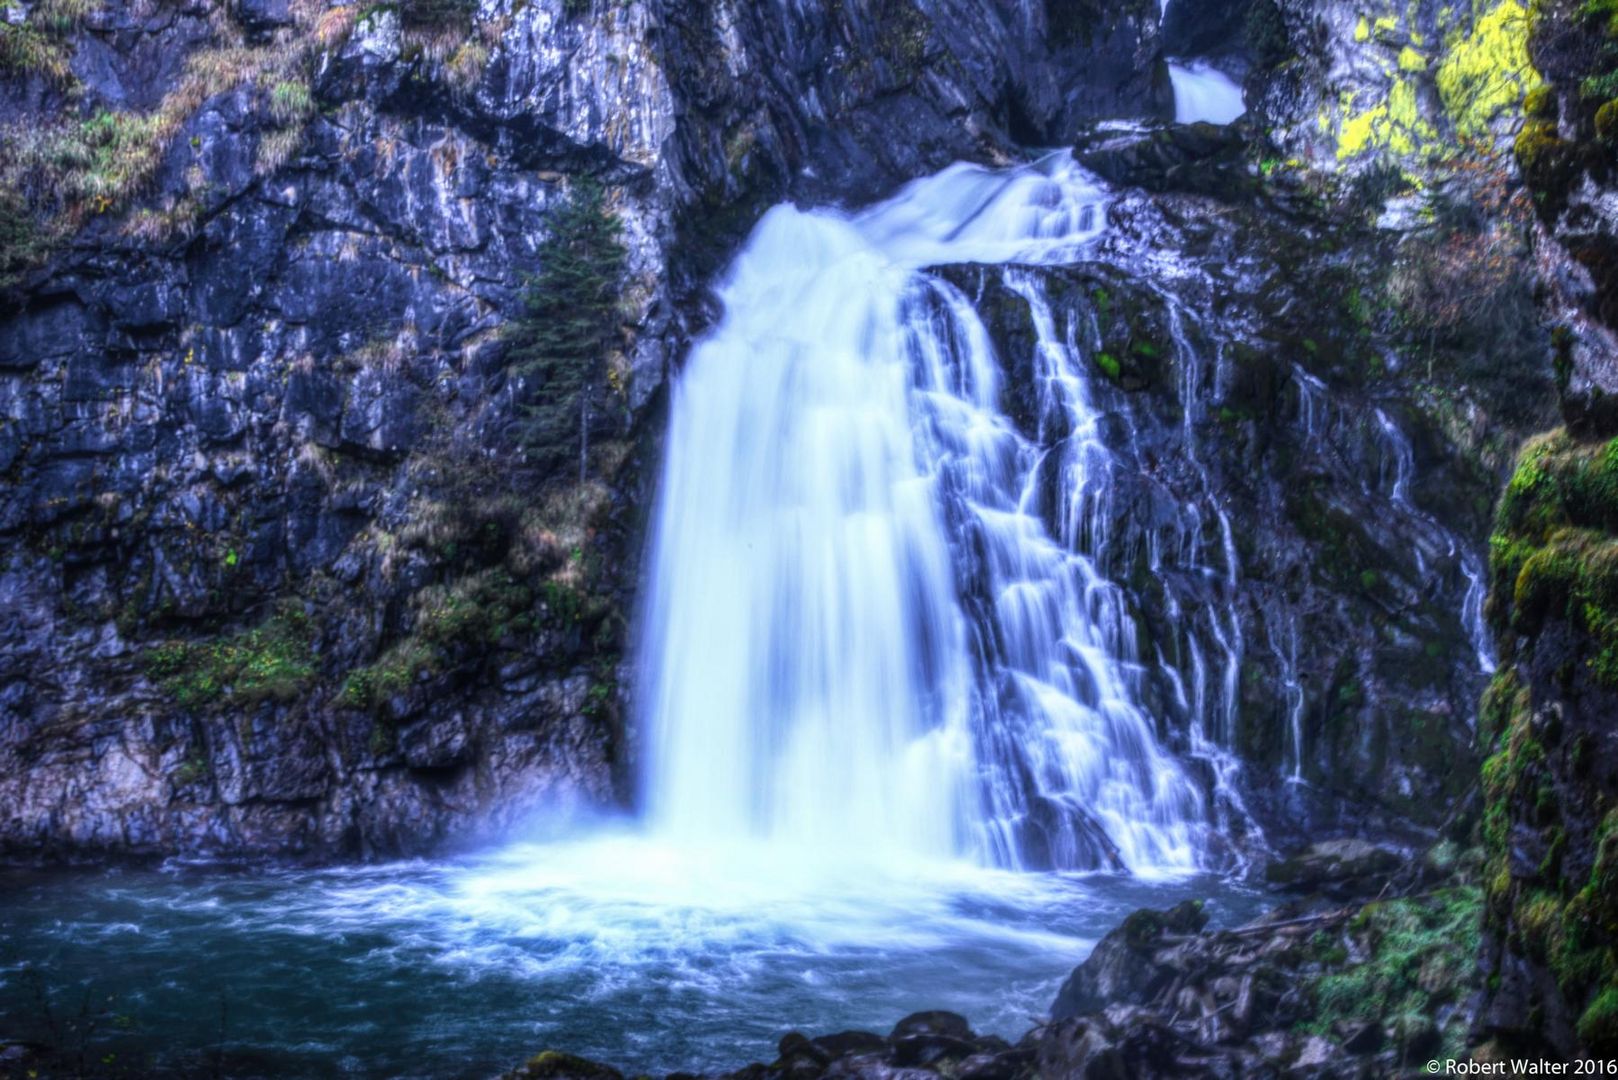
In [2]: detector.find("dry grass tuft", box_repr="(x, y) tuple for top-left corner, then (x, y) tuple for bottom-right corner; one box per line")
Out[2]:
(2, 0), (362, 276)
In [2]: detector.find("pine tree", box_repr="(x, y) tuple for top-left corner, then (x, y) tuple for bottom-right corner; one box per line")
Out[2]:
(509, 179), (627, 481)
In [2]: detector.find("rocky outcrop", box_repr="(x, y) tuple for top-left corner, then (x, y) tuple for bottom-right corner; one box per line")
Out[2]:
(0, 0), (1176, 861)
(1263, 838), (1403, 899)
(1513, 0), (1618, 337)
(655, 0), (1169, 296)
(0, 0), (679, 860)
(1041, 888), (1483, 1077)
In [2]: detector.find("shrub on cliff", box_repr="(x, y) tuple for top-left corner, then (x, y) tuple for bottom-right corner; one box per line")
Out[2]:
(0, 189), (48, 289)
(398, 0), (476, 32)
(508, 179), (627, 482)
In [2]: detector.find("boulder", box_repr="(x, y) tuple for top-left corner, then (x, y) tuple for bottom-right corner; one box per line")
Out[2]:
(1264, 838), (1402, 898)
(503, 1051), (623, 1080)
(1049, 900), (1209, 1020)
(1074, 122), (1255, 200)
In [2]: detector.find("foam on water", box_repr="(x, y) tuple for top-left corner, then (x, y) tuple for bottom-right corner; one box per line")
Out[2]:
(0, 855), (1261, 1076)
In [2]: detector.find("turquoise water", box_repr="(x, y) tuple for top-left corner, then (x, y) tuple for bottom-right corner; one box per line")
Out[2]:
(0, 832), (1263, 1077)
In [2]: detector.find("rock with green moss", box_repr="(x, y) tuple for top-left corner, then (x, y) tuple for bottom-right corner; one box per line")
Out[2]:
(504, 1050), (624, 1080)
(1049, 900), (1210, 1019)
(145, 606), (316, 709)
(1043, 887), (1483, 1073)
(1479, 428), (1618, 1058)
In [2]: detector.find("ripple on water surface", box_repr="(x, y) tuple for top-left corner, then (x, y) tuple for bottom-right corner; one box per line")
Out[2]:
(0, 832), (1263, 1077)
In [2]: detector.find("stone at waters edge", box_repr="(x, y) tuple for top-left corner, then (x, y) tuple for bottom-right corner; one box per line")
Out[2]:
(1264, 838), (1403, 899)
(1049, 900), (1212, 1021)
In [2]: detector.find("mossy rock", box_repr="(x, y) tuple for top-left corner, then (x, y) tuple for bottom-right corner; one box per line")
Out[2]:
(1480, 420), (1618, 1053)
(1306, 887), (1481, 1060)
(506, 1051), (624, 1080)
(1514, 119), (1586, 215)
(146, 606), (317, 709)
(1524, 85), (1559, 121)
(1597, 100), (1618, 144)
(1579, 986), (1618, 1056)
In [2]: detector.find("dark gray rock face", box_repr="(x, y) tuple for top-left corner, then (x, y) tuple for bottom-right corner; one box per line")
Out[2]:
(1161, 0), (1252, 62)
(654, 0), (1168, 298)
(0, 0), (1171, 861)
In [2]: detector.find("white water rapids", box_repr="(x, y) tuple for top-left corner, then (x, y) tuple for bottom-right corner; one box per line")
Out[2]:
(637, 152), (1205, 875)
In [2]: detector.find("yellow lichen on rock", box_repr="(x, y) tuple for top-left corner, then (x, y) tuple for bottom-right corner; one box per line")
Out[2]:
(1334, 77), (1438, 159)
(1435, 0), (1542, 136)
(1326, 0), (1540, 162)
(1338, 96), (1390, 159)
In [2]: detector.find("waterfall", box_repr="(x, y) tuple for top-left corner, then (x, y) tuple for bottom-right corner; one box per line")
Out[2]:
(636, 153), (1205, 873)
(1167, 61), (1246, 125)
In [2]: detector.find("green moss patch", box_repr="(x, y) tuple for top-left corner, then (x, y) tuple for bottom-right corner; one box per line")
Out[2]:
(337, 568), (536, 711)
(1489, 431), (1618, 687)
(1305, 887), (1482, 1060)
(146, 607), (316, 709)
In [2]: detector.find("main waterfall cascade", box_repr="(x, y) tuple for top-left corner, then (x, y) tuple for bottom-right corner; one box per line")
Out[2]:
(638, 154), (1207, 874)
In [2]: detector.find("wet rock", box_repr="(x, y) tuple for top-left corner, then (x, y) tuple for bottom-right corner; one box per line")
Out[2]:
(1050, 900), (1209, 1019)
(812, 1032), (887, 1058)
(399, 716), (472, 771)
(1336, 1021), (1383, 1054)
(1264, 838), (1403, 898)
(504, 1050), (624, 1080)
(888, 1033), (977, 1068)
(1038, 1008), (1205, 1079)
(953, 1049), (1033, 1080)
(889, 1012), (973, 1042)
(1074, 122), (1255, 200)
(1161, 0), (1250, 60)
(936, 156), (1505, 850)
